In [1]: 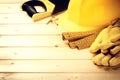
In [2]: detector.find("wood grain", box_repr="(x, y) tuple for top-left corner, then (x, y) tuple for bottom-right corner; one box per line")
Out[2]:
(0, 60), (119, 72)
(0, 73), (119, 80)
(0, 1), (120, 80)
(0, 48), (92, 59)
(0, 24), (62, 35)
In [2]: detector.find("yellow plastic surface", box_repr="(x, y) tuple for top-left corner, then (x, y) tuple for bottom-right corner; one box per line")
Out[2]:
(57, 0), (120, 32)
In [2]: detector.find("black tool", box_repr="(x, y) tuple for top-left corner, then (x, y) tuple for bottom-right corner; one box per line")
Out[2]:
(22, 0), (70, 21)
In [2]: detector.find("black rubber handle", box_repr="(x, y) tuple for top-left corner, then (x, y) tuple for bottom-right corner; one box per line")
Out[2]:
(22, 3), (37, 17)
(22, 0), (47, 17)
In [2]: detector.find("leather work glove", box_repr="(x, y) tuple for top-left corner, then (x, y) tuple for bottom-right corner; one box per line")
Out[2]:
(109, 50), (120, 67)
(90, 19), (120, 54)
(62, 27), (105, 50)
(89, 18), (120, 67)
(92, 50), (120, 67)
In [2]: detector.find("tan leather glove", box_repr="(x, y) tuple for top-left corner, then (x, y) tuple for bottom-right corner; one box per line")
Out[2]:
(110, 50), (120, 67)
(90, 19), (120, 67)
(90, 20), (120, 54)
(92, 49), (120, 67)
(92, 53), (112, 66)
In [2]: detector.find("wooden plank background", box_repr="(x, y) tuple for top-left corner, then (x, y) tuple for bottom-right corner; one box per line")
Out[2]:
(0, 0), (120, 80)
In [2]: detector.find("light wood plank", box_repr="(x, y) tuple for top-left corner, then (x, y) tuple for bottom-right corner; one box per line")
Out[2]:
(0, 48), (92, 59)
(0, 0), (20, 3)
(0, 3), (51, 14)
(0, 35), (66, 47)
(0, 3), (120, 79)
(0, 13), (54, 24)
(0, 0), (28, 3)
(0, 60), (119, 72)
(0, 4), (21, 13)
(0, 13), (33, 24)
(0, 3), (48, 13)
(0, 73), (119, 80)
(0, 24), (62, 35)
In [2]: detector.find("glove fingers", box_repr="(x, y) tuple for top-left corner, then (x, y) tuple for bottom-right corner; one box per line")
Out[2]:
(109, 52), (120, 67)
(92, 53), (105, 66)
(89, 28), (109, 53)
(100, 42), (115, 51)
(89, 39), (101, 53)
(92, 45), (120, 67)
(93, 52), (120, 67)
(110, 45), (120, 55)
(111, 35), (120, 42)
(100, 41), (120, 53)
(101, 54), (112, 66)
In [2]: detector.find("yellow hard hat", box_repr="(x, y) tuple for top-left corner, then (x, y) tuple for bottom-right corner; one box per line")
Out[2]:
(57, 0), (120, 32)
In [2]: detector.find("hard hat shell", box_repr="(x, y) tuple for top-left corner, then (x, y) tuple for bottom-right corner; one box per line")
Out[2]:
(57, 0), (120, 32)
